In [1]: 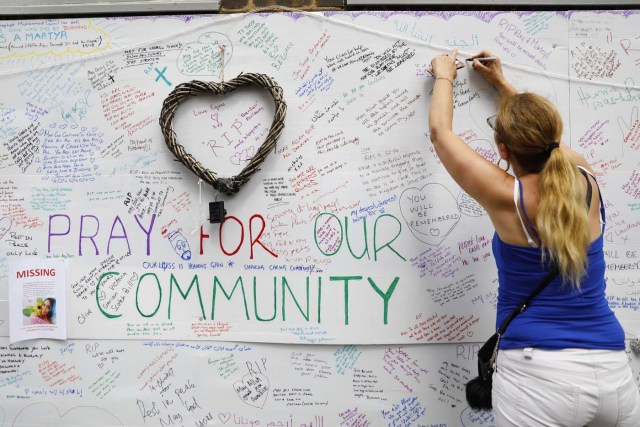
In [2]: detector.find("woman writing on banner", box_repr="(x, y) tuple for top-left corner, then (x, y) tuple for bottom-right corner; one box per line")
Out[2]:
(428, 49), (640, 425)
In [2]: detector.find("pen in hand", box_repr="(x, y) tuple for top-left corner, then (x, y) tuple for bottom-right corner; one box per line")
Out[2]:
(466, 57), (497, 63)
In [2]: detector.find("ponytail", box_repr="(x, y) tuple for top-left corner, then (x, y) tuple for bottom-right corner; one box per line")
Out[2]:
(537, 148), (590, 287)
(497, 93), (591, 286)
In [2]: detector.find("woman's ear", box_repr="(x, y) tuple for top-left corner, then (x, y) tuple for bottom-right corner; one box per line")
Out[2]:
(497, 142), (510, 161)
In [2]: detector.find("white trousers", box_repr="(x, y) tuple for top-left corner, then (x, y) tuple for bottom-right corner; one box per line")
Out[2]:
(493, 348), (640, 426)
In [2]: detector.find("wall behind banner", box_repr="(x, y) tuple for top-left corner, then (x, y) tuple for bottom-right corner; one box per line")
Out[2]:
(0, 10), (639, 426)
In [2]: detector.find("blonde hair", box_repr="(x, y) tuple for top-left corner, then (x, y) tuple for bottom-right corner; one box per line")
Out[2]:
(496, 93), (590, 287)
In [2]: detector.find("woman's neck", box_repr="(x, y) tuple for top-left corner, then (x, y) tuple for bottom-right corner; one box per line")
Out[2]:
(511, 161), (537, 179)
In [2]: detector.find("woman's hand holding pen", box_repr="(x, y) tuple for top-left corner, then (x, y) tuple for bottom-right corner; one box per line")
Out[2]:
(469, 50), (517, 98)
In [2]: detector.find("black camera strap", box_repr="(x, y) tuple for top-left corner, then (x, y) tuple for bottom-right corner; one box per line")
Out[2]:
(467, 267), (561, 410)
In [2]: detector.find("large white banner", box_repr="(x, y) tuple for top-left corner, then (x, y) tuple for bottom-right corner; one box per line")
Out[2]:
(0, 9), (639, 426)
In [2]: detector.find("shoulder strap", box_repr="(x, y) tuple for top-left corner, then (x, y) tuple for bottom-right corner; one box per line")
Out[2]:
(578, 168), (593, 209)
(518, 180), (541, 245)
(513, 179), (538, 247)
(496, 265), (559, 336)
(577, 166), (606, 233)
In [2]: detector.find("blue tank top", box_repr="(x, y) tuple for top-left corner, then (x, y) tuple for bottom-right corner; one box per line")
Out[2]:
(492, 172), (625, 350)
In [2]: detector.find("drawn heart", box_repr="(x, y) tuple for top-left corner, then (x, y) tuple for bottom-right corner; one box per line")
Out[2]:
(231, 146), (256, 166)
(399, 183), (461, 246)
(12, 402), (122, 426)
(233, 372), (269, 409)
(218, 412), (231, 424)
(177, 32), (233, 77)
(0, 216), (12, 240)
(160, 73), (287, 196)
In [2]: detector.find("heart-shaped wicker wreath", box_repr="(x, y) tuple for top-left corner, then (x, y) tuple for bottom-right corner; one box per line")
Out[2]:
(159, 73), (287, 196)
